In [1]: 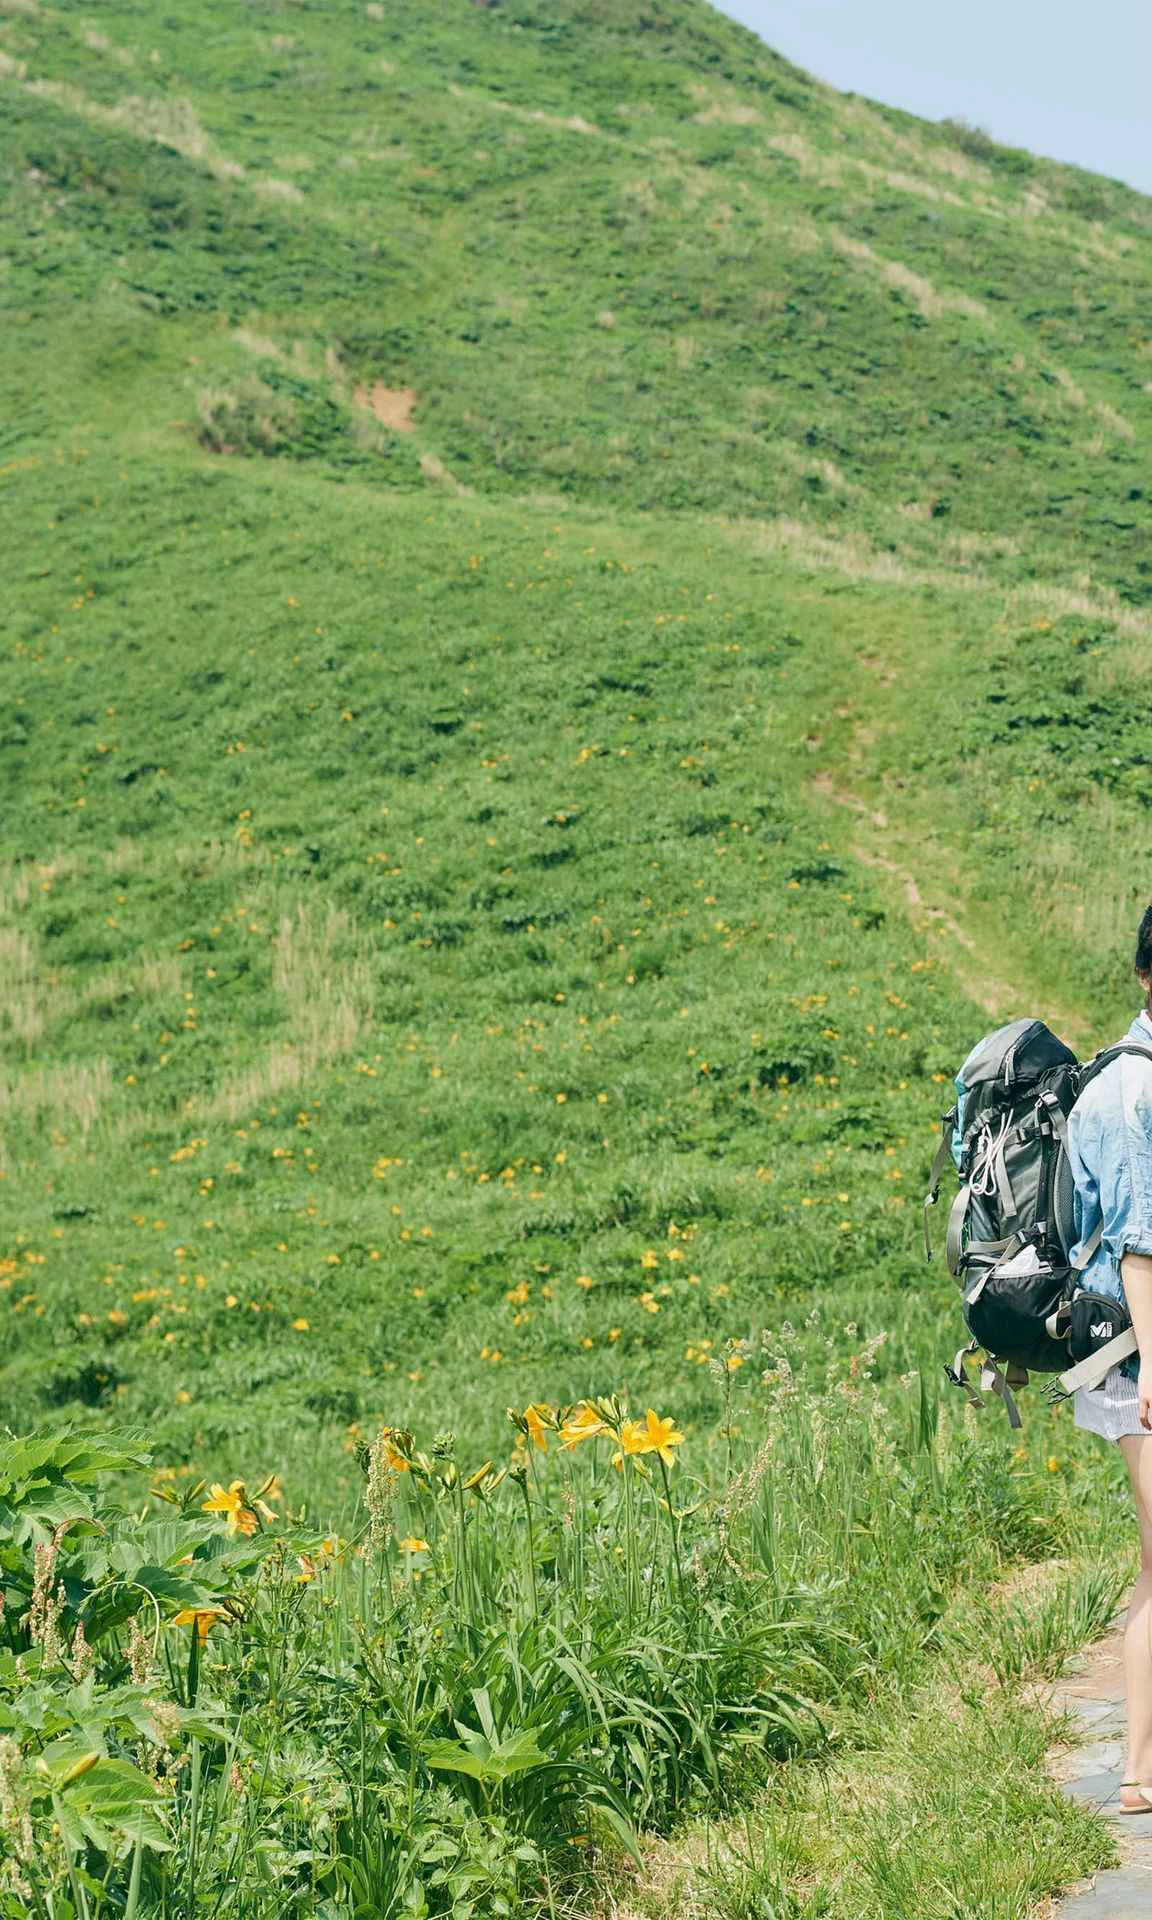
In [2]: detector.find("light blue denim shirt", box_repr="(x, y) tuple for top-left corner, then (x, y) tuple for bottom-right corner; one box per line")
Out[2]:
(1065, 1008), (1152, 1377)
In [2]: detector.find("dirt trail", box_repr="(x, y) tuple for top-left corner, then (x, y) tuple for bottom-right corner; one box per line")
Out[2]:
(590, 761), (1117, 1920)
(811, 769), (1092, 1051)
(1036, 1622), (1152, 1915)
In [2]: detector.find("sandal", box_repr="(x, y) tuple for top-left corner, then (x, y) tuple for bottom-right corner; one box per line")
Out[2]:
(1118, 1781), (1152, 1814)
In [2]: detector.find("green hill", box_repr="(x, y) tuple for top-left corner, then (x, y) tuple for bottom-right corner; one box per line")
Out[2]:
(1, 5), (1150, 1912)
(5, 0), (1152, 583)
(3, 0), (1151, 1464)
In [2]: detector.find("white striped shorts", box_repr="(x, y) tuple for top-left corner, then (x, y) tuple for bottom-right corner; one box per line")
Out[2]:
(1074, 1364), (1147, 1443)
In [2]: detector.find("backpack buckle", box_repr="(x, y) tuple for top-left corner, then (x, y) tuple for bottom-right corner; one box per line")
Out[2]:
(943, 1338), (985, 1409)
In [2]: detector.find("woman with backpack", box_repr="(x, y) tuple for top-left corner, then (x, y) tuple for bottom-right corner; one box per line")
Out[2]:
(925, 904), (1152, 1813)
(1063, 905), (1152, 1815)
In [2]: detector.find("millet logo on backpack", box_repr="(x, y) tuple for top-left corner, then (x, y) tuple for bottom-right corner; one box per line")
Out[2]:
(1090, 1321), (1114, 1340)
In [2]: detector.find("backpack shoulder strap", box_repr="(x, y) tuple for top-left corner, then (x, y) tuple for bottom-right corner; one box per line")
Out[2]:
(1071, 1217), (1105, 1271)
(1076, 1041), (1152, 1099)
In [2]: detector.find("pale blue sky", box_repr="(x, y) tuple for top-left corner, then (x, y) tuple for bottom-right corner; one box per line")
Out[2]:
(716, 0), (1152, 195)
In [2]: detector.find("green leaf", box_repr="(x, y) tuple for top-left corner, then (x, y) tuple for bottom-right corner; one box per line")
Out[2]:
(84, 1565), (221, 1641)
(59, 1757), (173, 1856)
(34, 1736), (105, 1789)
(423, 1729), (550, 1785)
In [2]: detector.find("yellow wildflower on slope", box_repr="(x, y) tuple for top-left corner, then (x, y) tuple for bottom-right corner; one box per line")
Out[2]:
(202, 1480), (259, 1536)
(612, 1418), (652, 1471)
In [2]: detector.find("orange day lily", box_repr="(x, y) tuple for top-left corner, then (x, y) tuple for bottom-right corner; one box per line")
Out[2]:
(524, 1404), (552, 1451)
(172, 1606), (230, 1643)
(377, 1428), (412, 1474)
(202, 1481), (259, 1537)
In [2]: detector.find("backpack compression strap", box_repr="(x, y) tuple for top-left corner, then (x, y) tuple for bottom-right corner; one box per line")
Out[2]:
(922, 1108), (1017, 1273)
(943, 1338), (1025, 1429)
(980, 1356), (1024, 1430)
(923, 1112), (958, 1261)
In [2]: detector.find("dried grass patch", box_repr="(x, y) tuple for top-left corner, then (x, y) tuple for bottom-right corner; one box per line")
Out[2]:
(83, 28), (135, 65)
(1016, 581), (1152, 640)
(0, 1057), (112, 1140)
(0, 925), (45, 1051)
(419, 451), (472, 495)
(688, 84), (761, 128)
(207, 904), (374, 1120)
(1050, 365), (1135, 441)
(253, 176), (304, 204)
(446, 83), (603, 141)
(765, 130), (840, 184)
(19, 79), (249, 181)
(830, 230), (988, 322)
(731, 514), (969, 590)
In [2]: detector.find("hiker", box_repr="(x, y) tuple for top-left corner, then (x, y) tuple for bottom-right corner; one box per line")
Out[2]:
(1064, 904), (1152, 1814)
(925, 906), (1152, 1813)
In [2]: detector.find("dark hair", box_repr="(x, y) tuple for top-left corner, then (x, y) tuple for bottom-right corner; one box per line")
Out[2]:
(1137, 904), (1152, 976)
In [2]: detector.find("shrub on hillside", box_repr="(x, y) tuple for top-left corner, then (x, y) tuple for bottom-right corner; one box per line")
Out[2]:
(196, 367), (406, 468)
(196, 374), (302, 458)
(939, 116), (1036, 175)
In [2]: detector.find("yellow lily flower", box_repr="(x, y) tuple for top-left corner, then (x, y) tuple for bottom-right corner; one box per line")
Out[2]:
(377, 1428), (412, 1474)
(558, 1403), (607, 1449)
(642, 1409), (684, 1468)
(611, 1417), (655, 1471)
(201, 1481), (259, 1537)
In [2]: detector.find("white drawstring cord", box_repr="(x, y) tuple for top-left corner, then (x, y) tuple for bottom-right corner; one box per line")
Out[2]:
(969, 1113), (1012, 1198)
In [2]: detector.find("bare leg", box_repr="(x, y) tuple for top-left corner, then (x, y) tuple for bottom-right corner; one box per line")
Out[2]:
(1117, 1434), (1152, 1806)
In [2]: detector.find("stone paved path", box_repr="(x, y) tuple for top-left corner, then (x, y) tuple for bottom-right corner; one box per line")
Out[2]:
(1046, 1622), (1152, 1917)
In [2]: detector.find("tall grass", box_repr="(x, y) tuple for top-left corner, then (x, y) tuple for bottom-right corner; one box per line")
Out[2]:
(0, 1320), (1097, 1918)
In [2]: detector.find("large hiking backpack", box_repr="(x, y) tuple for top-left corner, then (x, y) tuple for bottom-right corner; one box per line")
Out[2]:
(923, 1018), (1147, 1427)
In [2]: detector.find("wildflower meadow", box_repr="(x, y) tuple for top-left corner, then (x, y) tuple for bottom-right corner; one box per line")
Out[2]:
(3, 0), (1152, 1912)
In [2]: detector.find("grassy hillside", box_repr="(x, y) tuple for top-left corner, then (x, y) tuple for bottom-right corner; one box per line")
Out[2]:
(1, 3), (1151, 1914)
(4, 0), (1152, 583)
